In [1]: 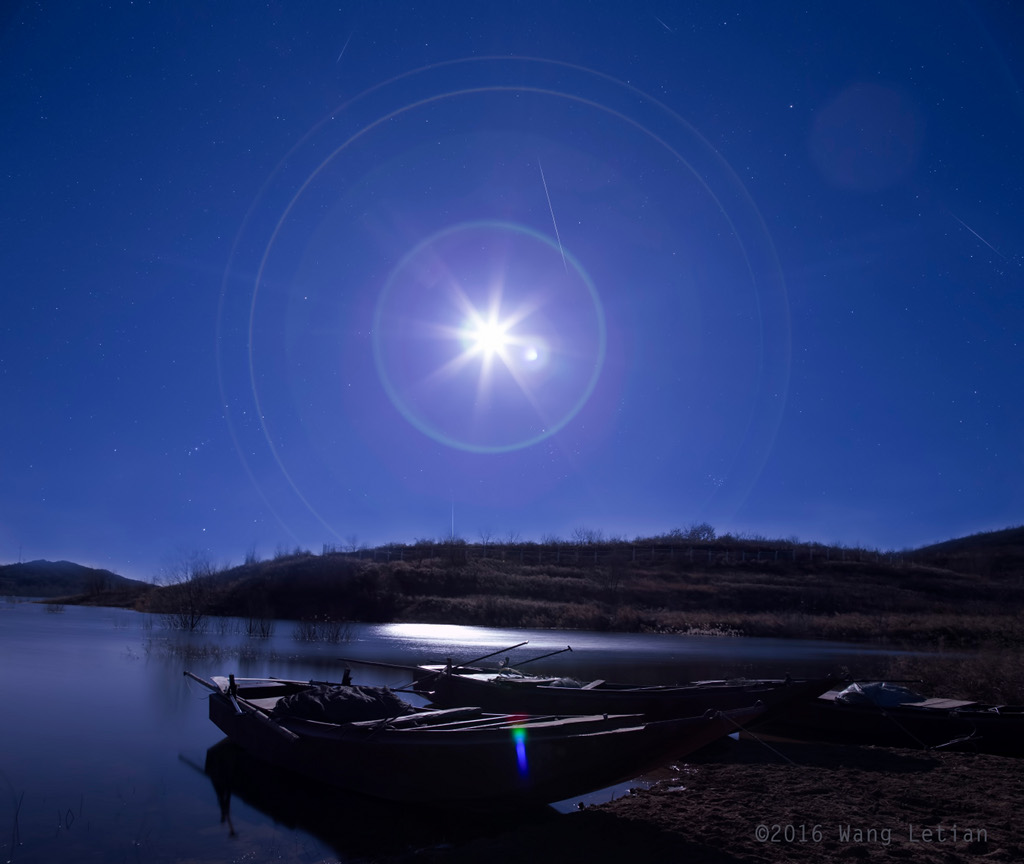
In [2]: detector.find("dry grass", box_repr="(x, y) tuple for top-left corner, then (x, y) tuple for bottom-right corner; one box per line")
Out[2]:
(884, 645), (1024, 704)
(66, 530), (1021, 654)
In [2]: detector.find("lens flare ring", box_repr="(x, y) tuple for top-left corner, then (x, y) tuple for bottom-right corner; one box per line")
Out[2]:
(217, 55), (789, 539)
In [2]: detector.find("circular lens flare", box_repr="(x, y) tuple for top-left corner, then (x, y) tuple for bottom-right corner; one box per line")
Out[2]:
(373, 220), (606, 454)
(218, 56), (789, 540)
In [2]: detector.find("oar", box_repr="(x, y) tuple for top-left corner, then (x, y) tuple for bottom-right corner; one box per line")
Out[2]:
(508, 645), (572, 668)
(185, 671), (299, 743)
(185, 670), (248, 714)
(336, 656), (421, 674)
(393, 640), (531, 694)
(184, 670), (218, 691)
(452, 640), (530, 670)
(338, 641), (529, 682)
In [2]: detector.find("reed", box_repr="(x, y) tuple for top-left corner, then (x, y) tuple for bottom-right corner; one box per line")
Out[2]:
(6, 789), (23, 861)
(142, 638), (266, 662)
(292, 618), (352, 644)
(884, 646), (1024, 704)
(245, 615), (275, 638)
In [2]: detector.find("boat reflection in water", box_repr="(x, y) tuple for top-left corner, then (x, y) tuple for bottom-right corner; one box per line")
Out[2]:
(203, 738), (557, 860)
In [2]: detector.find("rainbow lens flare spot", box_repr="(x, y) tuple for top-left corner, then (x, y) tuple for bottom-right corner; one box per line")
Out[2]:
(512, 726), (528, 777)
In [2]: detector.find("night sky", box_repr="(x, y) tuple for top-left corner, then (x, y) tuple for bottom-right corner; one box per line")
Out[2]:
(2, 2), (1021, 581)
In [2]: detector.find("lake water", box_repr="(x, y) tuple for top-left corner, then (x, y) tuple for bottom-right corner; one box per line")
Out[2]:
(0, 601), (928, 863)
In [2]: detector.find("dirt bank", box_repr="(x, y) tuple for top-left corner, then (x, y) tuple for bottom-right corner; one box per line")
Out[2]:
(418, 736), (1024, 863)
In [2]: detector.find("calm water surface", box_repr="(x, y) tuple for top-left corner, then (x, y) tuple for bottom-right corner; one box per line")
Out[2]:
(0, 601), (927, 863)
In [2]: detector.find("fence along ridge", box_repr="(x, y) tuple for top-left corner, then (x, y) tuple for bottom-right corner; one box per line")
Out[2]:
(321, 541), (905, 567)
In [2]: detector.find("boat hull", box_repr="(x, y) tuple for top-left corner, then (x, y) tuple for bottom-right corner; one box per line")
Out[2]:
(756, 690), (1024, 757)
(207, 679), (765, 806)
(417, 669), (833, 722)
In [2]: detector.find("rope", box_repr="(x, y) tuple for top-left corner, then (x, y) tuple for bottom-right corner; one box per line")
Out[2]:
(876, 706), (932, 750)
(717, 711), (797, 766)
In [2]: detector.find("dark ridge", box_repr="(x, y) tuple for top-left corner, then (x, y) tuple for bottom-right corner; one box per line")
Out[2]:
(0, 559), (149, 599)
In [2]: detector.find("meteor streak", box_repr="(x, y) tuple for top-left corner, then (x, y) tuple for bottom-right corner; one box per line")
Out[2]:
(336, 32), (353, 63)
(951, 212), (1006, 259)
(538, 159), (569, 274)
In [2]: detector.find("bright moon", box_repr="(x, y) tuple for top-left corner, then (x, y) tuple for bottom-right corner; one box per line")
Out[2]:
(372, 220), (606, 454)
(469, 316), (511, 357)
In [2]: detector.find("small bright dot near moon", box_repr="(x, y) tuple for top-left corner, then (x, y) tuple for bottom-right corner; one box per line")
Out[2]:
(524, 346), (539, 362)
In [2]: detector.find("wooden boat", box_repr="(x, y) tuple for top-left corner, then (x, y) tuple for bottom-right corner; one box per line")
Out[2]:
(187, 672), (766, 807)
(754, 681), (1024, 757)
(408, 663), (834, 721)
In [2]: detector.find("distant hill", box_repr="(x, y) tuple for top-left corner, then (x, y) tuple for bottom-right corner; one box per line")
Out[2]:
(7, 524), (1021, 647)
(0, 560), (150, 599)
(911, 525), (1024, 578)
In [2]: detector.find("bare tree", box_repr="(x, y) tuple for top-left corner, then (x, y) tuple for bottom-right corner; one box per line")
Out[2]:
(683, 521), (716, 542)
(441, 535), (468, 566)
(160, 551), (216, 632)
(572, 526), (604, 545)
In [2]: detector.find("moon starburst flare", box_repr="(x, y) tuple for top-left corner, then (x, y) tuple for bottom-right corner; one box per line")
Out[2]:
(464, 312), (513, 359)
(372, 220), (606, 454)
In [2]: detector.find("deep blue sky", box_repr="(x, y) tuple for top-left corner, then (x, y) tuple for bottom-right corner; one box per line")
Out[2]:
(2, 2), (1021, 580)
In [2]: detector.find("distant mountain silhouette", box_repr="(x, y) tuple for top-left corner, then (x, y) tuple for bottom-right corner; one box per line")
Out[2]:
(0, 559), (149, 598)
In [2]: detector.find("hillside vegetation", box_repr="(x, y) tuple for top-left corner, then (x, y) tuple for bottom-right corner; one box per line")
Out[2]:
(29, 526), (1020, 649)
